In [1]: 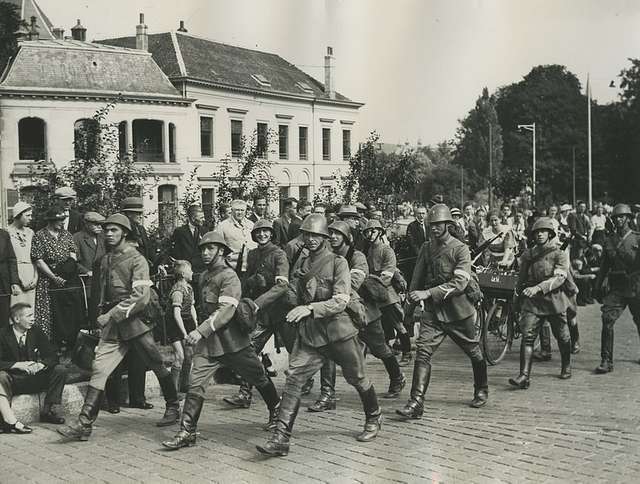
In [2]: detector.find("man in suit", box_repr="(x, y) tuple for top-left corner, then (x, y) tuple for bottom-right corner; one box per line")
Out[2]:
(73, 212), (106, 276)
(170, 204), (205, 274)
(0, 302), (67, 430)
(287, 199), (313, 240)
(406, 205), (428, 257)
(568, 201), (592, 259)
(55, 187), (82, 234)
(0, 229), (20, 329)
(272, 197), (298, 248)
(247, 196), (267, 224)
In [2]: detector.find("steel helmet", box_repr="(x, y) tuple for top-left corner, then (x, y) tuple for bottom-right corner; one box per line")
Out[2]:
(612, 203), (632, 218)
(328, 220), (352, 244)
(102, 213), (132, 232)
(363, 219), (384, 232)
(299, 213), (329, 237)
(198, 231), (232, 255)
(251, 219), (274, 242)
(428, 204), (453, 224)
(337, 205), (359, 218)
(531, 217), (556, 238)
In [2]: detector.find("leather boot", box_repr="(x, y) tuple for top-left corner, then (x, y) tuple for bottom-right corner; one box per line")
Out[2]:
(398, 334), (413, 367)
(470, 359), (489, 407)
(509, 343), (533, 389)
(256, 379), (280, 431)
(356, 386), (382, 442)
(559, 340), (572, 379)
(57, 386), (102, 441)
(171, 367), (181, 393)
(256, 393), (300, 457)
(395, 361), (431, 420)
(533, 324), (552, 361)
(179, 348), (192, 393)
(222, 380), (253, 409)
(162, 393), (204, 450)
(595, 326), (614, 373)
(156, 374), (180, 427)
(308, 360), (337, 412)
(569, 323), (581, 354)
(382, 356), (406, 398)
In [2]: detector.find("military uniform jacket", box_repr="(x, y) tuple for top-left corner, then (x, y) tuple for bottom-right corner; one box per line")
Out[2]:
(366, 241), (400, 306)
(244, 242), (290, 321)
(288, 245), (356, 347)
(410, 236), (475, 323)
(598, 228), (640, 298)
(196, 264), (248, 358)
(337, 245), (381, 324)
(99, 243), (153, 342)
(517, 244), (571, 316)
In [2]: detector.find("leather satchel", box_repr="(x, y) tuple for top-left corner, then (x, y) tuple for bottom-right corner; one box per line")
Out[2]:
(71, 329), (100, 371)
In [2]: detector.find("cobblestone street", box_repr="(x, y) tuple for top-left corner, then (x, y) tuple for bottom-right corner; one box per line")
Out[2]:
(2, 303), (640, 483)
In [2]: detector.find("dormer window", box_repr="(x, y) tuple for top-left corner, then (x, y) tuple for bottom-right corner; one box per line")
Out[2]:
(251, 74), (271, 87)
(296, 81), (314, 94)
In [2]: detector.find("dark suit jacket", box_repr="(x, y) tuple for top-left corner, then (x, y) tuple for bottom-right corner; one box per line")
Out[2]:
(131, 221), (154, 266)
(0, 229), (19, 292)
(0, 325), (58, 370)
(273, 216), (291, 248)
(67, 209), (82, 235)
(73, 231), (106, 274)
(406, 219), (428, 256)
(171, 224), (205, 273)
(287, 215), (303, 241)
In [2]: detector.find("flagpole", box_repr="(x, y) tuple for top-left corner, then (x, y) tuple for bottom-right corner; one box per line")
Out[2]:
(587, 74), (593, 210)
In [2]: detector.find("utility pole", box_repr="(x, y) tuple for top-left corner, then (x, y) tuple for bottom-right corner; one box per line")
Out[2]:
(461, 166), (464, 208)
(572, 147), (576, 208)
(489, 125), (493, 209)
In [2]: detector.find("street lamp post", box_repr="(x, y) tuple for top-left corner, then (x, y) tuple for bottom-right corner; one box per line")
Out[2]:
(518, 123), (536, 205)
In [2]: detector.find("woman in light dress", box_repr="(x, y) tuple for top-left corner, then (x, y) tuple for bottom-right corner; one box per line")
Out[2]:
(8, 202), (37, 308)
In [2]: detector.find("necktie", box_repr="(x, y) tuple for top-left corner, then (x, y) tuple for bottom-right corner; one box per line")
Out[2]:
(18, 333), (26, 349)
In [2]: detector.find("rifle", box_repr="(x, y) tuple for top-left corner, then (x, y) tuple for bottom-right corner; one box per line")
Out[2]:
(236, 244), (246, 275)
(471, 232), (503, 264)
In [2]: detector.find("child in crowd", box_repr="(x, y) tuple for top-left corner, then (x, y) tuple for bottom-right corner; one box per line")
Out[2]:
(166, 260), (198, 393)
(571, 258), (596, 306)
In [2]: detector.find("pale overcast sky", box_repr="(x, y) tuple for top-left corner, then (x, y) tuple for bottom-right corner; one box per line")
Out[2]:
(38, 0), (640, 146)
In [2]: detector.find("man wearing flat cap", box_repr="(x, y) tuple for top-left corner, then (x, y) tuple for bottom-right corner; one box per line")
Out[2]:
(73, 212), (106, 276)
(54, 187), (82, 234)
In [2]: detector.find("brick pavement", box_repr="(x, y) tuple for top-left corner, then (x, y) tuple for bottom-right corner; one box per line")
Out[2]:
(2, 304), (640, 483)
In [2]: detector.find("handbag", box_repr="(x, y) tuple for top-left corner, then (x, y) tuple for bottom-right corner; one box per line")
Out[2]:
(71, 329), (100, 371)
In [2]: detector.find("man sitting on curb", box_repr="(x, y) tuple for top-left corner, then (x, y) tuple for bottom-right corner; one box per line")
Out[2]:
(0, 302), (66, 433)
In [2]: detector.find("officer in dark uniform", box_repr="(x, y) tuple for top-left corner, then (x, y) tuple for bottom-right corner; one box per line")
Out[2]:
(308, 221), (405, 412)
(509, 217), (573, 388)
(363, 219), (412, 365)
(257, 214), (382, 457)
(162, 232), (280, 450)
(58, 214), (179, 441)
(595, 203), (640, 374)
(222, 219), (292, 408)
(396, 204), (488, 420)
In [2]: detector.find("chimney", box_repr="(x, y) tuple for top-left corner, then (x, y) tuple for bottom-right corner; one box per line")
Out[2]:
(324, 46), (335, 99)
(177, 20), (187, 33)
(53, 27), (64, 40)
(136, 13), (148, 51)
(28, 16), (39, 40)
(71, 19), (86, 41)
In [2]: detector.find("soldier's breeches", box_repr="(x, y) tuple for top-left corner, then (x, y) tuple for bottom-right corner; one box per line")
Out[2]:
(415, 313), (482, 365)
(189, 346), (270, 399)
(250, 322), (274, 354)
(284, 337), (371, 398)
(519, 311), (570, 347)
(359, 319), (395, 360)
(601, 291), (640, 331)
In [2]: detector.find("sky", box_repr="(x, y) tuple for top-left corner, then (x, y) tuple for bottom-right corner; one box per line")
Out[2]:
(37, 0), (640, 146)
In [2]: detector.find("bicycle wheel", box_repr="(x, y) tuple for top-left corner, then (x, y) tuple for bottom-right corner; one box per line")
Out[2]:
(482, 299), (513, 365)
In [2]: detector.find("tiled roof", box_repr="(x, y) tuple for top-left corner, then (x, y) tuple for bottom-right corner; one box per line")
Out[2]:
(5, 0), (55, 39)
(98, 32), (361, 106)
(0, 40), (184, 100)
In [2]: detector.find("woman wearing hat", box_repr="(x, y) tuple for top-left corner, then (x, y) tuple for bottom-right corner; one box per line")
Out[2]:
(478, 210), (516, 268)
(31, 204), (79, 346)
(8, 202), (37, 308)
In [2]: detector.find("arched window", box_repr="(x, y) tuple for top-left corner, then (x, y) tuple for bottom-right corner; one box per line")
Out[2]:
(18, 117), (46, 160)
(74, 118), (100, 159)
(158, 184), (177, 236)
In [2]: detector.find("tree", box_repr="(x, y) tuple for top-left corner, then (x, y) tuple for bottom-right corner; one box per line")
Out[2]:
(0, 2), (23, 74)
(454, 87), (504, 179)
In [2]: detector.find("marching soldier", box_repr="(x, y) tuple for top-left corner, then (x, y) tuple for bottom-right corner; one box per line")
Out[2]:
(363, 219), (412, 365)
(257, 214), (382, 457)
(308, 221), (406, 412)
(162, 232), (280, 450)
(594, 203), (640, 374)
(58, 214), (180, 441)
(396, 204), (488, 420)
(509, 217), (573, 389)
(222, 219), (293, 409)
